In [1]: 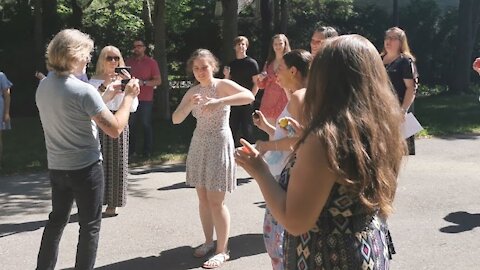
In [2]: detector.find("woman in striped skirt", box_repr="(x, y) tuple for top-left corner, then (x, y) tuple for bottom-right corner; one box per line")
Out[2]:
(91, 46), (138, 216)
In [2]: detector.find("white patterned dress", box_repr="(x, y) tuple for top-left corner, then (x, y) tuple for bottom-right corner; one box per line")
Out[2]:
(186, 82), (236, 192)
(263, 105), (293, 270)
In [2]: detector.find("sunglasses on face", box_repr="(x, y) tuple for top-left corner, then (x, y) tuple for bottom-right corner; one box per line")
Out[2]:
(106, 56), (120, 62)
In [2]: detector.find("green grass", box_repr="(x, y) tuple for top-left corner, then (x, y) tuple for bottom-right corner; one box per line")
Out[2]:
(1, 115), (196, 176)
(1, 94), (480, 175)
(414, 94), (480, 136)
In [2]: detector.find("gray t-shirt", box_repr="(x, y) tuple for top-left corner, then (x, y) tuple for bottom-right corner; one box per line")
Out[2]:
(36, 73), (107, 170)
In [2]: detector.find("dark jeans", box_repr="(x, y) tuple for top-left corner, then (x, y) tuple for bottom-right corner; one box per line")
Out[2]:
(129, 101), (153, 156)
(230, 104), (254, 147)
(36, 161), (104, 270)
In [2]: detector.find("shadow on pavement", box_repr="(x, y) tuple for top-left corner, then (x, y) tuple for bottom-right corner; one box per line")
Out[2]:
(95, 233), (265, 270)
(0, 213), (80, 238)
(0, 172), (51, 217)
(157, 177), (253, 191)
(439, 211), (480, 233)
(129, 164), (186, 175)
(237, 177), (253, 186)
(157, 182), (194, 191)
(254, 201), (266, 209)
(438, 134), (480, 140)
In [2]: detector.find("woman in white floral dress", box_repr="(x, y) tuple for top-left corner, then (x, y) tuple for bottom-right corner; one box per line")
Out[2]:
(172, 49), (254, 269)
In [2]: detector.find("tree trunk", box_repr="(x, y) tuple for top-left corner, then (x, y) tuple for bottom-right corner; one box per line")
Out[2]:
(153, 0), (170, 119)
(69, 0), (83, 29)
(260, 0), (273, 64)
(450, 0), (480, 94)
(279, 0), (288, 33)
(42, 0), (61, 39)
(273, 0), (280, 33)
(142, 0), (154, 45)
(33, 0), (44, 70)
(392, 0), (399, 26)
(221, 0), (238, 64)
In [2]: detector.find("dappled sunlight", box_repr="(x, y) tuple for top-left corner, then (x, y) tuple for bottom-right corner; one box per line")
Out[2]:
(0, 173), (51, 217)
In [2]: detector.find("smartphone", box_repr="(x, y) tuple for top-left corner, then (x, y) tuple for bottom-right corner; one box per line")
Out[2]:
(120, 79), (131, 91)
(115, 66), (131, 74)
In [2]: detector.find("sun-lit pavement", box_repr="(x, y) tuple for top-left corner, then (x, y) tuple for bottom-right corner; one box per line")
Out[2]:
(1, 135), (480, 269)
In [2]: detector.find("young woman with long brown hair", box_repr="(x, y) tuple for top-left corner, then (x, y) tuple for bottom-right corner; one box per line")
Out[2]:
(236, 34), (405, 269)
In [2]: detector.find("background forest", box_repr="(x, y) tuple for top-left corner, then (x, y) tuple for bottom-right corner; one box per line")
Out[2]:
(2, 0), (480, 174)
(1, 0), (480, 118)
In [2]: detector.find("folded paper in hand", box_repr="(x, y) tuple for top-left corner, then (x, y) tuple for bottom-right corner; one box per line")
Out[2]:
(402, 112), (423, 139)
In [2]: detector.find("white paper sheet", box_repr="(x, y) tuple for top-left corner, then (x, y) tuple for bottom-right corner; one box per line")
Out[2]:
(402, 112), (423, 139)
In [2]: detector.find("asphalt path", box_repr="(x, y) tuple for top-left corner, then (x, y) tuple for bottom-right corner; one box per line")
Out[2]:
(1, 135), (479, 269)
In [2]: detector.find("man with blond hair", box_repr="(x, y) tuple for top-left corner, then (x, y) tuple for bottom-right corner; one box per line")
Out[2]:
(35, 29), (140, 270)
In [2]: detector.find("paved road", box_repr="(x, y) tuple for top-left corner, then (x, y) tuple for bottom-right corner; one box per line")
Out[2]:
(1, 135), (479, 269)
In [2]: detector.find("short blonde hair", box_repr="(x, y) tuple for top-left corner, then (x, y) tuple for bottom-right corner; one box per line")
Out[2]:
(94, 46), (126, 76)
(46, 29), (94, 75)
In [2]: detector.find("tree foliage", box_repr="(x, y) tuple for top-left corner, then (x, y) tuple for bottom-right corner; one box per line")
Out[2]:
(0, 0), (478, 116)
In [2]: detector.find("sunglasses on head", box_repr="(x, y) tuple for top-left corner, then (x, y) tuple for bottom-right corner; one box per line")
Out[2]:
(106, 56), (120, 62)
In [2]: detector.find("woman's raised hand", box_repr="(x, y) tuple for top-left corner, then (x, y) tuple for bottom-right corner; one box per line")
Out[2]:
(235, 139), (270, 180)
(252, 110), (268, 131)
(473, 57), (480, 74)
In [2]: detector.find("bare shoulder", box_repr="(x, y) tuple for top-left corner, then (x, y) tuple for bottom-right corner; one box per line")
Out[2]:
(215, 78), (234, 88)
(292, 88), (306, 100)
(215, 78), (241, 96)
(287, 88), (306, 119)
(184, 84), (200, 96)
(292, 132), (338, 188)
(297, 132), (325, 161)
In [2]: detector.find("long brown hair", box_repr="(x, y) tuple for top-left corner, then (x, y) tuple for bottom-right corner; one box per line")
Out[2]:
(381, 27), (415, 61)
(265, 34), (291, 66)
(298, 34), (406, 218)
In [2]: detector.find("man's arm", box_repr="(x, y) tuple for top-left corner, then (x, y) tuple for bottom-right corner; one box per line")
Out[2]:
(251, 75), (259, 96)
(145, 74), (161, 87)
(2, 87), (10, 123)
(144, 59), (162, 87)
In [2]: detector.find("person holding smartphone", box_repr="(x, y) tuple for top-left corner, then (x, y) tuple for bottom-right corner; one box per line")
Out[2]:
(125, 39), (161, 158)
(91, 46), (138, 217)
(35, 29), (140, 270)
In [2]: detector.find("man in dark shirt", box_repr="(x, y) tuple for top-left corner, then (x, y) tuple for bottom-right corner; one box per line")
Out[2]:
(223, 36), (259, 146)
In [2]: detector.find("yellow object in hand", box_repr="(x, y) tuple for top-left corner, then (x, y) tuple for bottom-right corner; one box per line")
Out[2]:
(278, 118), (288, 128)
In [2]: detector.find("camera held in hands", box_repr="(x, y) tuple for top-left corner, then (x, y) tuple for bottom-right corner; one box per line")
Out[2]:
(115, 66), (131, 74)
(120, 79), (131, 91)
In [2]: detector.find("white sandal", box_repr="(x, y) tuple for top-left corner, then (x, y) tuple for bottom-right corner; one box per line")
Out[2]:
(202, 252), (230, 269)
(193, 242), (215, 258)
